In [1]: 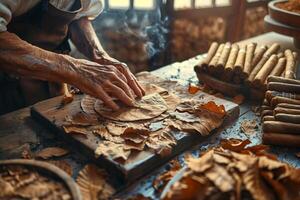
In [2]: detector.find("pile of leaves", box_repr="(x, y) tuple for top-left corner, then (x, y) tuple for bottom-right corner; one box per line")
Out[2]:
(62, 77), (226, 162)
(0, 165), (71, 199)
(163, 139), (300, 200)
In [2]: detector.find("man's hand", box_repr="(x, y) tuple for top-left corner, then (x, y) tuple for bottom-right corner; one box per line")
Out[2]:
(67, 58), (142, 110)
(93, 53), (145, 99)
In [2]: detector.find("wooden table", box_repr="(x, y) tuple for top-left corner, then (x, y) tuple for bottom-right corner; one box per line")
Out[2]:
(0, 32), (300, 199)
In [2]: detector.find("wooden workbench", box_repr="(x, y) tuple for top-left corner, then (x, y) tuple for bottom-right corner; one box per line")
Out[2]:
(0, 32), (300, 199)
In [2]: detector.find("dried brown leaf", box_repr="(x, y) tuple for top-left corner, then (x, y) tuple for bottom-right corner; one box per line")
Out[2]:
(169, 111), (199, 123)
(81, 95), (98, 115)
(35, 147), (69, 159)
(95, 141), (131, 161)
(64, 111), (98, 126)
(240, 120), (258, 135)
(220, 139), (251, 152)
(61, 92), (74, 105)
(47, 160), (73, 176)
(232, 94), (245, 105)
(95, 93), (168, 122)
(146, 131), (176, 156)
(63, 126), (90, 136)
(76, 164), (115, 200)
(92, 126), (124, 143)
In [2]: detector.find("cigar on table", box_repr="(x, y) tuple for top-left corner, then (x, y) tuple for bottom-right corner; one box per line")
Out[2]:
(265, 90), (300, 104)
(216, 42), (231, 74)
(275, 113), (300, 124)
(263, 132), (300, 147)
(271, 96), (300, 107)
(267, 82), (300, 94)
(263, 115), (276, 122)
(277, 52), (284, 58)
(251, 45), (268, 68)
(242, 43), (257, 79)
(208, 43), (224, 74)
(267, 76), (300, 85)
(247, 43), (280, 84)
(268, 57), (286, 77)
(261, 109), (273, 118)
(277, 103), (300, 110)
(274, 107), (300, 115)
(233, 47), (246, 75)
(198, 42), (219, 72)
(263, 121), (300, 134)
(223, 44), (239, 82)
(252, 54), (278, 88)
(284, 50), (297, 79)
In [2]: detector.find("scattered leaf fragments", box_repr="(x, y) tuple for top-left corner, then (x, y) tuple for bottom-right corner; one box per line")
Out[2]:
(0, 165), (72, 199)
(188, 83), (201, 94)
(164, 139), (300, 200)
(232, 94), (245, 105)
(76, 164), (115, 200)
(199, 101), (226, 117)
(240, 119), (258, 135)
(35, 147), (69, 159)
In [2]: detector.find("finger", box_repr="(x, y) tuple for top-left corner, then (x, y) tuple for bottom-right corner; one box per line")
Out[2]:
(113, 64), (128, 82)
(111, 76), (135, 99)
(104, 81), (134, 106)
(128, 73), (144, 98)
(133, 77), (145, 95)
(95, 86), (120, 110)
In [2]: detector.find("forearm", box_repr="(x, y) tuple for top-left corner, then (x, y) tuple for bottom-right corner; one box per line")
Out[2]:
(69, 17), (108, 61)
(0, 31), (78, 83)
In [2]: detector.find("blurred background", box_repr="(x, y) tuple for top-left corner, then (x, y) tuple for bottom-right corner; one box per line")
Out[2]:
(73, 0), (270, 73)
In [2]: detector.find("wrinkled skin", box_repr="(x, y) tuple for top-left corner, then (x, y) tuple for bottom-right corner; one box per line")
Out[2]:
(0, 17), (144, 110)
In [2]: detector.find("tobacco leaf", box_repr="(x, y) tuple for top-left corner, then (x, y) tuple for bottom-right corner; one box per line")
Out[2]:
(92, 126), (125, 143)
(81, 95), (98, 115)
(232, 94), (245, 105)
(0, 178), (14, 197)
(106, 123), (128, 136)
(95, 141), (131, 161)
(64, 111), (99, 126)
(160, 92), (181, 111)
(146, 130), (176, 156)
(35, 147), (69, 159)
(240, 119), (258, 135)
(148, 121), (165, 132)
(76, 164), (115, 200)
(220, 139), (251, 152)
(198, 101), (226, 117)
(121, 127), (149, 143)
(63, 125), (90, 136)
(47, 160), (73, 176)
(169, 111), (199, 123)
(188, 83), (201, 94)
(94, 93), (168, 122)
(124, 140), (146, 151)
(142, 83), (168, 95)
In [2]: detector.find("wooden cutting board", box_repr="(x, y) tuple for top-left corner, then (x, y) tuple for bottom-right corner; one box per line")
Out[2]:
(31, 74), (239, 186)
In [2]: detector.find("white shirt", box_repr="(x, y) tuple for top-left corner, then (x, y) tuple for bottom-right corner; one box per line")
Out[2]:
(0, 0), (103, 32)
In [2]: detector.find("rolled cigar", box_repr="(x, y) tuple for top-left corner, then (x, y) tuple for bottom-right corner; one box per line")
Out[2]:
(284, 50), (297, 79)
(267, 82), (300, 93)
(277, 103), (300, 110)
(247, 43), (280, 83)
(269, 57), (286, 77)
(267, 76), (300, 85)
(261, 105), (272, 111)
(208, 44), (224, 74)
(253, 55), (278, 87)
(251, 45), (268, 67)
(275, 113), (300, 124)
(243, 43), (257, 79)
(281, 70), (285, 77)
(199, 42), (219, 71)
(263, 132), (300, 147)
(271, 96), (300, 107)
(224, 44), (239, 82)
(265, 90), (300, 104)
(274, 107), (300, 115)
(263, 121), (300, 134)
(216, 42), (231, 73)
(263, 115), (276, 121)
(261, 109), (273, 117)
(233, 47), (246, 74)
(277, 52), (284, 58)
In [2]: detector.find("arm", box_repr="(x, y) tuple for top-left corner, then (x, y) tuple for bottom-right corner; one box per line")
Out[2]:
(69, 17), (145, 97)
(0, 31), (135, 110)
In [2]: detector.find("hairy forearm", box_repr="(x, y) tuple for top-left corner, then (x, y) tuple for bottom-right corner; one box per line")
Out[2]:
(0, 31), (78, 83)
(69, 17), (108, 61)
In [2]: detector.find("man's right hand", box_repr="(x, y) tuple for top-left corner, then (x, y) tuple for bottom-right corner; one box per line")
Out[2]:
(64, 58), (138, 110)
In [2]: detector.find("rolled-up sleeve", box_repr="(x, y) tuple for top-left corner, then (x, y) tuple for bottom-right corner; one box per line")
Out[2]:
(75, 0), (103, 20)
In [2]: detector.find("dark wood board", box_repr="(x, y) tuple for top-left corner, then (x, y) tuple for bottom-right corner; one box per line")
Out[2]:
(31, 76), (239, 187)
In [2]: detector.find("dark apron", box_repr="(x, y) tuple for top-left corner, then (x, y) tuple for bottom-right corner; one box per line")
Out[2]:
(0, 0), (82, 114)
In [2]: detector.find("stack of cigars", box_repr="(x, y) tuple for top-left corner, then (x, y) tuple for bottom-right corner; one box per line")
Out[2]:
(262, 76), (300, 147)
(195, 42), (298, 90)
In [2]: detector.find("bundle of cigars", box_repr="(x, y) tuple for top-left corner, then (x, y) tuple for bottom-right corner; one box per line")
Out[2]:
(262, 76), (300, 147)
(195, 42), (298, 95)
